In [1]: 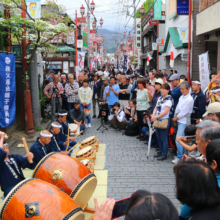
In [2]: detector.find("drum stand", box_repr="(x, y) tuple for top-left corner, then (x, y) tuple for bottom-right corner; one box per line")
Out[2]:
(97, 119), (108, 133)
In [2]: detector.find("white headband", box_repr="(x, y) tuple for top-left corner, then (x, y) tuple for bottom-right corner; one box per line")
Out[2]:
(3, 143), (8, 146)
(192, 81), (201, 85)
(51, 123), (62, 128)
(61, 74), (66, 77)
(211, 89), (220, 93)
(40, 131), (53, 137)
(58, 113), (67, 116)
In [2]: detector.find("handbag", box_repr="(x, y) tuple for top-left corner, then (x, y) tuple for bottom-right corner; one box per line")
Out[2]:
(153, 119), (168, 129)
(83, 108), (91, 116)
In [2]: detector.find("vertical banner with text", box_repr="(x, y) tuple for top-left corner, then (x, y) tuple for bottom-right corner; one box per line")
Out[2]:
(0, 53), (16, 127)
(78, 52), (86, 71)
(83, 29), (88, 47)
(154, 0), (162, 20)
(199, 52), (210, 91)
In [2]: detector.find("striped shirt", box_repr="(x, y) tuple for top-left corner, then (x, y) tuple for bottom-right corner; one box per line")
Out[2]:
(43, 82), (64, 98)
(65, 82), (79, 103)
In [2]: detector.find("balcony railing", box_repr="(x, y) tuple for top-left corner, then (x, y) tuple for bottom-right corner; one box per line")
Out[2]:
(199, 0), (220, 12)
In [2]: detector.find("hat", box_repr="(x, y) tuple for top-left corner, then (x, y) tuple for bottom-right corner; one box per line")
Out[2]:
(155, 78), (164, 85)
(74, 100), (80, 104)
(145, 77), (150, 83)
(49, 70), (55, 74)
(98, 71), (104, 76)
(102, 77), (108, 81)
(203, 102), (220, 117)
(137, 75), (143, 78)
(169, 74), (180, 81)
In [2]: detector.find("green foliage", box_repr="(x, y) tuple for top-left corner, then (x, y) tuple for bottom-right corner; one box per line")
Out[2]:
(34, 126), (44, 131)
(135, 0), (154, 18)
(39, 87), (48, 107)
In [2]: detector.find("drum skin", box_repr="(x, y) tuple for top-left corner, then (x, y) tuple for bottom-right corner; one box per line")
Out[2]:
(32, 152), (97, 208)
(0, 178), (84, 220)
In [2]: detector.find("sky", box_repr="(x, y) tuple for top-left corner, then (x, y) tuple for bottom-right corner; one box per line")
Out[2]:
(41, 0), (145, 34)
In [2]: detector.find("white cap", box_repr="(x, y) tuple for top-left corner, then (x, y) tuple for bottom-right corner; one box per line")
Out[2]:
(155, 78), (164, 85)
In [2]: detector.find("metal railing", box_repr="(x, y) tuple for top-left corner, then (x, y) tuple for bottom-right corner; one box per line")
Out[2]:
(199, 0), (220, 12)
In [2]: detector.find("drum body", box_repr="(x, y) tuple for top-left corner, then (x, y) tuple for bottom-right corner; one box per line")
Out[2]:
(32, 152), (97, 208)
(81, 136), (97, 147)
(0, 178), (84, 220)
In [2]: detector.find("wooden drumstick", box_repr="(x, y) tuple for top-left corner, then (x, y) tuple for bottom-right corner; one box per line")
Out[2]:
(67, 142), (79, 154)
(76, 121), (82, 132)
(74, 130), (83, 139)
(64, 124), (70, 153)
(22, 138), (33, 164)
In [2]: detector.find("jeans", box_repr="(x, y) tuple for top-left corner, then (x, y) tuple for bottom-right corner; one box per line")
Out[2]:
(108, 105), (114, 114)
(92, 98), (100, 115)
(175, 122), (187, 159)
(50, 97), (62, 121)
(137, 110), (145, 134)
(80, 103), (91, 124)
(142, 127), (158, 147)
(155, 119), (170, 155)
(80, 125), (86, 131)
(67, 102), (74, 122)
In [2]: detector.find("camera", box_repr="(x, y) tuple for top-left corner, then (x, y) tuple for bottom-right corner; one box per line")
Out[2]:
(111, 108), (116, 113)
(53, 87), (59, 94)
(143, 112), (149, 116)
(126, 106), (131, 110)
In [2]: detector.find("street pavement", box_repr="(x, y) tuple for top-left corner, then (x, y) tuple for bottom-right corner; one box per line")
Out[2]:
(7, 111), (181, 213)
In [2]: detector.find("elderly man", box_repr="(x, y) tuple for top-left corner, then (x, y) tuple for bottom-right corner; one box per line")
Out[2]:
(148, 71), (156, 85)
(30, 130), (52, 167)
(43, 75), (64, 121)
(119, 75), (132, 111)
(203, 102), (220, 120)
(77, 73), (84, 88)
(191, 80), (206, 124)
(65, 74), (79, 114)
(172, 81), (194, 164)
(47, 70), (55, 82)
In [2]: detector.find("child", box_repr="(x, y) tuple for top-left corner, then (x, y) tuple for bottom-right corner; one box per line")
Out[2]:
(176, 124), (200, 159)
(0, 132), (34, 197)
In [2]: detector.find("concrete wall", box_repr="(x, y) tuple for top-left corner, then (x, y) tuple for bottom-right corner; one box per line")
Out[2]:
(165, 55), (187, 75)
(196, 1), (220, 35)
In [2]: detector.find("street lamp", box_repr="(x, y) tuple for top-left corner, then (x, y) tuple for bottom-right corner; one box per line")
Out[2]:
(140, 5), (145, 17)
(129, 32), (131, 39)
(123, 31), (126, 38)
(90, 0), (95, 14)
(92, 20), (96, 29)
(100, 17), (103, 27)
(80, 4), (85, 16)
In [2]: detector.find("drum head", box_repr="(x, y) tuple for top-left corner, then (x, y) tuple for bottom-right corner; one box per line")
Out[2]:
(81, 136), (96, 145)
(76, 146), (92, 157)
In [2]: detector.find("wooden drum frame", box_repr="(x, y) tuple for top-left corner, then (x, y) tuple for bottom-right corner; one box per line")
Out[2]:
(0, 178), (84, 220)
(32, 152), (97, 209)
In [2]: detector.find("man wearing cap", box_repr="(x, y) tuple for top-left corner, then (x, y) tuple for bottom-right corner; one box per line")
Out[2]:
(65, 74), (79, 115)
(0, 132), (34, 197)
(119, 75), (132, 111)
(169, 74), (182, 117)
(191, 80), (206, 124)
(47, 70), (55, 82)
(30, 130), (52, 167)
(203, 102), (220, 119)
(162, 69), (168, 78)
(43, 75), (64, 121)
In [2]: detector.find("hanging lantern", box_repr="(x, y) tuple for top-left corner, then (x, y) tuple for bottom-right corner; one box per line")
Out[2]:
(140, 5), (145, 16)
(150, 9), (154, 17)
(123, 31), (126, 38)
(92, 20), (96, 29)
(129, 32), (131, 39)
(80, 4), (85, 16)
(90, 0), (95, 14)
(100, 17), (103, 27)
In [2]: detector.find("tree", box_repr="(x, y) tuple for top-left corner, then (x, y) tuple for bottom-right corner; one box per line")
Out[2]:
(135, 0), (154, 18)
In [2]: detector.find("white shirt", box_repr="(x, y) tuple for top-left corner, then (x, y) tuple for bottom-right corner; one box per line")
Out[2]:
(174, 93), (194, 124)
(155, 96), (173, 119)
(108, 109), (126, 122)
(104, 71), (109, 77)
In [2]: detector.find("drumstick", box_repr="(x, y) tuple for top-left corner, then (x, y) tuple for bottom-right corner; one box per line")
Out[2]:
(22, 138), (33, 164)
(64, 124), (70, 153)
(76, 121), (82, 133)
(74, 130), (83, 139)
(67, 142), (79, 154)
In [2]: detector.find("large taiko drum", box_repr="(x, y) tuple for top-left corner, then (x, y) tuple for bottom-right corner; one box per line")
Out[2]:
(0, 178), (84, 220)
(32, 152), (97, 208)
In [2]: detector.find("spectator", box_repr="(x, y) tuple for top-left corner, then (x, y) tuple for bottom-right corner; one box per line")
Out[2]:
(60, 74), (68, 111)
(77, 73), (84, 88)
(104, 67), (110, 77)
(46, 70), (55, 82)
(43, 75), (64, 121)
(119, 75), (132, 111)
(125, 100), (137, 122)
(172, 81), (194, 164)
(65, 74), (79, 117)
(174, 159), (220, 220)
(145, 78), (155, 99)
(93, 190), (178, 220)
(174, 70), (178, 74)
(69, 101), (86, 132)
(169, 74), (182, 117)
(148, 71), (156, 85)
(137, 65), (144, 76)
(149, 79), (163, 114)
(127, 65), (132, 75)
(162, 69), (168, 78)
(211, 86), (220, 102)
(108, 102), (127, 130)
(116, 73), (121, 85)
(97, 72), (105, 108)
(131, 75), (144, 99)
(136, 79), (150, 139)
(91, 74), (99, 118)
(78, 79), (93, 128)
(202, 102), (220, 119)
(101, 77), (109, 104)
(152, 83), (173, 161)
(169, 69), (173, 77)
(105, 76), (120, 113)
(191, 80), (206, 124)
(208, 72), (220, 103)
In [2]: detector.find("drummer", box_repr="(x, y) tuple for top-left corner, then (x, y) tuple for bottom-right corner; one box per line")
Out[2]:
(0, 132), (34, 197)
(56, 110), (77, 138)
(30, 130), (52, 166)
(49, 122), (76, 155)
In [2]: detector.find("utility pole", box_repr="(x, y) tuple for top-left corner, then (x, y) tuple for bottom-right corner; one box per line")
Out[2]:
(87, 0), (90, 69)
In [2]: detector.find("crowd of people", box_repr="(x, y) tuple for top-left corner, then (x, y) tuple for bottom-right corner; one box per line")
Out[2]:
(2, 64), (220, 219)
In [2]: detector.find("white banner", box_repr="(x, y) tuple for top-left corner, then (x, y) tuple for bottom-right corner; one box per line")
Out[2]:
(199, 52), (210, 91)
(67, 32), (75, 44)
(77, 52), (86, 72)
(75, 66), (80, 80)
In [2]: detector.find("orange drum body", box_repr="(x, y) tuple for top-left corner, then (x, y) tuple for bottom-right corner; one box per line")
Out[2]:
(0, 178), (84, 220)
(32, 152), (97, 208)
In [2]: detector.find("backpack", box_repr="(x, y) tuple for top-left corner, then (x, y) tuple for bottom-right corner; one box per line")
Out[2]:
(168, 127), (177, 149)
(125, 121), (139, 136)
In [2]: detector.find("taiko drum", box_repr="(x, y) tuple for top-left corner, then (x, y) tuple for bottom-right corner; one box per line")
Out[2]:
(0, 178), (84, 220)
(32, 152), (97, 208)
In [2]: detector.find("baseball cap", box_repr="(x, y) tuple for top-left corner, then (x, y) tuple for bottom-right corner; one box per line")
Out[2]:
(102, 77), (108, 81)
(155, 78), (164, 85)
(169, 74), (180, 81)
(74, 100), (80, 104)
(49, 70), (55, 73)
(203, 102), (220, 117)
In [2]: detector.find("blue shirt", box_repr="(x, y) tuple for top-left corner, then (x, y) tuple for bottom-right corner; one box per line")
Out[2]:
(0, 149), (33, 196)
(180, 174), (220, 219)
(105, 84), (120, 105)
